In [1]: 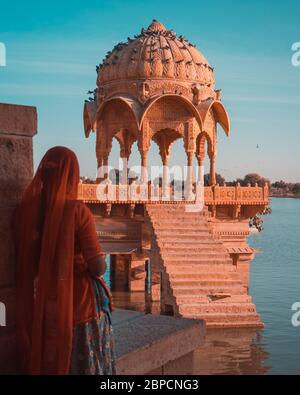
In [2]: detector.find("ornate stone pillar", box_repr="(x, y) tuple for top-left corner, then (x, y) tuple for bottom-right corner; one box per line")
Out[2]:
(103, 154), (109, 181)
(96, 123), (112, 183)
(139, 120), (151, 184)
(129, 253), (147, 292)
(140, 150), (148, 183)
(195, 155), (205, 202)
(96, 155), (104, 182)
(110, 254), (130, 291)
(162, 154), (170, 199)
(196, 156), (204, 185)
(209, 152), (216, 186)
(120, 133), (134, 185)
(184, 121), (196, 200)
(186, 151), (194, 200)
(121, 156), (128, 185)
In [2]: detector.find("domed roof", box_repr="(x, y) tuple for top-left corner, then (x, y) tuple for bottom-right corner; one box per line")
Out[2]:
(97, 20), (214, 87)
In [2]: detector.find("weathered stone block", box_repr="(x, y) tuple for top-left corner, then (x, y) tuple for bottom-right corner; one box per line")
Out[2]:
(0, 102), (36, 374)
(0, 135), (33, 207)
(113, 309), (205, 375)
(0, 103), (37, 136)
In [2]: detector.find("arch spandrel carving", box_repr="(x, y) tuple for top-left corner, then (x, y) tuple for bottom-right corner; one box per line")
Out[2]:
(152, 129), (182, 162)
(140, 94), (203, 131)
(202, 109), (217, 149)
(145, 96), (191, 122)
(138, 119), (151, 153)
(114, 129), (137, 158)
(183, 120), (196, 153)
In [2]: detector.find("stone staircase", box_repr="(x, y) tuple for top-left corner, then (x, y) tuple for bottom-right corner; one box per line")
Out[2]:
(146, 204), (263, 328)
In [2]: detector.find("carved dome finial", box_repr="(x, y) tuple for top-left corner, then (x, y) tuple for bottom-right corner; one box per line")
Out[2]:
(147, 20), (167, 33)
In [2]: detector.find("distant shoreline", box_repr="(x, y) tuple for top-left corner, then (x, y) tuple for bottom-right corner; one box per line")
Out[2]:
(270, 194), (300, 199)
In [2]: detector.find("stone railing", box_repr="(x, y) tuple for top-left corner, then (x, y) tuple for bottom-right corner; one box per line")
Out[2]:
(204, 184), (269, 205)
(78, 183), (269, 206)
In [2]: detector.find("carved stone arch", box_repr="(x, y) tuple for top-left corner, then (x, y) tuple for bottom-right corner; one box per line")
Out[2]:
(203, 109), (216, 147)
(198, 99), (230, 137)
(196, 132), (213, 162)
(95, 98), (139, 173)
(96, 122), (112, 159)
(114, 128), (137, 159)
(152, 128), (182, 164)
(96, 96), (140, 130)
(83, 101), (97, 138)
(140, 94), (203, 132)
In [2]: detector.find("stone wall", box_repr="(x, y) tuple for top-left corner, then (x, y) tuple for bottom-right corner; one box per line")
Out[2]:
(0, 103), (37, 373)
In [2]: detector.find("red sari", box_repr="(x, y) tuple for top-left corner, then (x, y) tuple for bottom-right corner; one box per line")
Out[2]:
(13, 146), (113, 375)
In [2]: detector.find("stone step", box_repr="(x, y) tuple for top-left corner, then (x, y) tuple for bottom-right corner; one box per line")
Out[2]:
(162, 245), (222, 252)
(154, 226), (211, 234)
(178, 303), (257, 315)
(151, 222), (209, 229)
(171, 279), (242, 288)
(148, 217), (210, 223)
(156, 234), (225, 244)
(164, 258), (233, 265)
(169, 271), (240, 280)
(163, 247), (225, 254)
(176, 294), (252, 304)
(173, 285), (244, 295)
(148, 209), (209, 215)
(157, 238), (223, 245)
(166, 264), (236, 273)
(182, 312), (261, 324)
(152, 213), (211, 220)
(162, 252), (229, 259)
(156, 235), (215, 242)
(147, 206), (209, 212)
(205, 321), (264, 329)
(158, 238), (224, 246)
(155, 228), (210, 234)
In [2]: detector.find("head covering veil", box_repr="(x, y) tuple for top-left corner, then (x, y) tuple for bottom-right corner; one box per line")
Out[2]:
(13, 146), (80, 374)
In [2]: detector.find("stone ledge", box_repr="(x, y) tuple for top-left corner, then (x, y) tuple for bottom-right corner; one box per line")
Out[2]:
(113, 309), (205, 375)
(0, 103), (37, 136)
(0, 136), (34, 207)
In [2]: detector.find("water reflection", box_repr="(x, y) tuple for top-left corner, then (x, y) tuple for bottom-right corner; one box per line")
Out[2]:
(194, 329), (270, 375)
(111, 290), (161, 315)
(111, 290), (270, 375)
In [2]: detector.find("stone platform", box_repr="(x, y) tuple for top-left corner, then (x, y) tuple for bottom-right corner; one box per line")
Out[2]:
(113, 309), (205, 375)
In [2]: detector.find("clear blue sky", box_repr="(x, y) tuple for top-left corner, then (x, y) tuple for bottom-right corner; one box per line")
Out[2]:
(1, 0), (300, 182)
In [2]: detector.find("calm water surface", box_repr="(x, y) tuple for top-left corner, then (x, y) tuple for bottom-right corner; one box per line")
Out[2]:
(248, 198), (300, 374)
(106, 198), (300, 375)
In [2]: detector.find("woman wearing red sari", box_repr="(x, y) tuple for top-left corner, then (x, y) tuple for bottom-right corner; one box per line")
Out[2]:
(13, 146), (116, 375)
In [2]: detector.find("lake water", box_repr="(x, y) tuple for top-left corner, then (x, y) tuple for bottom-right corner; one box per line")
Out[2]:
(108, 198), (300, 375)
(248, 198), (300, 374)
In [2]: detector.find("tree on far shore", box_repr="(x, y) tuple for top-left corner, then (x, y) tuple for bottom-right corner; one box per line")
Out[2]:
(237, 173), (270, 187)
(204, 173), (225, 186)
(292, 183), (300, 194)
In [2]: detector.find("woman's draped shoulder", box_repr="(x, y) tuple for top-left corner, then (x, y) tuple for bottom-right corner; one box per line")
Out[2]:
(75, 201), (103, 262)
